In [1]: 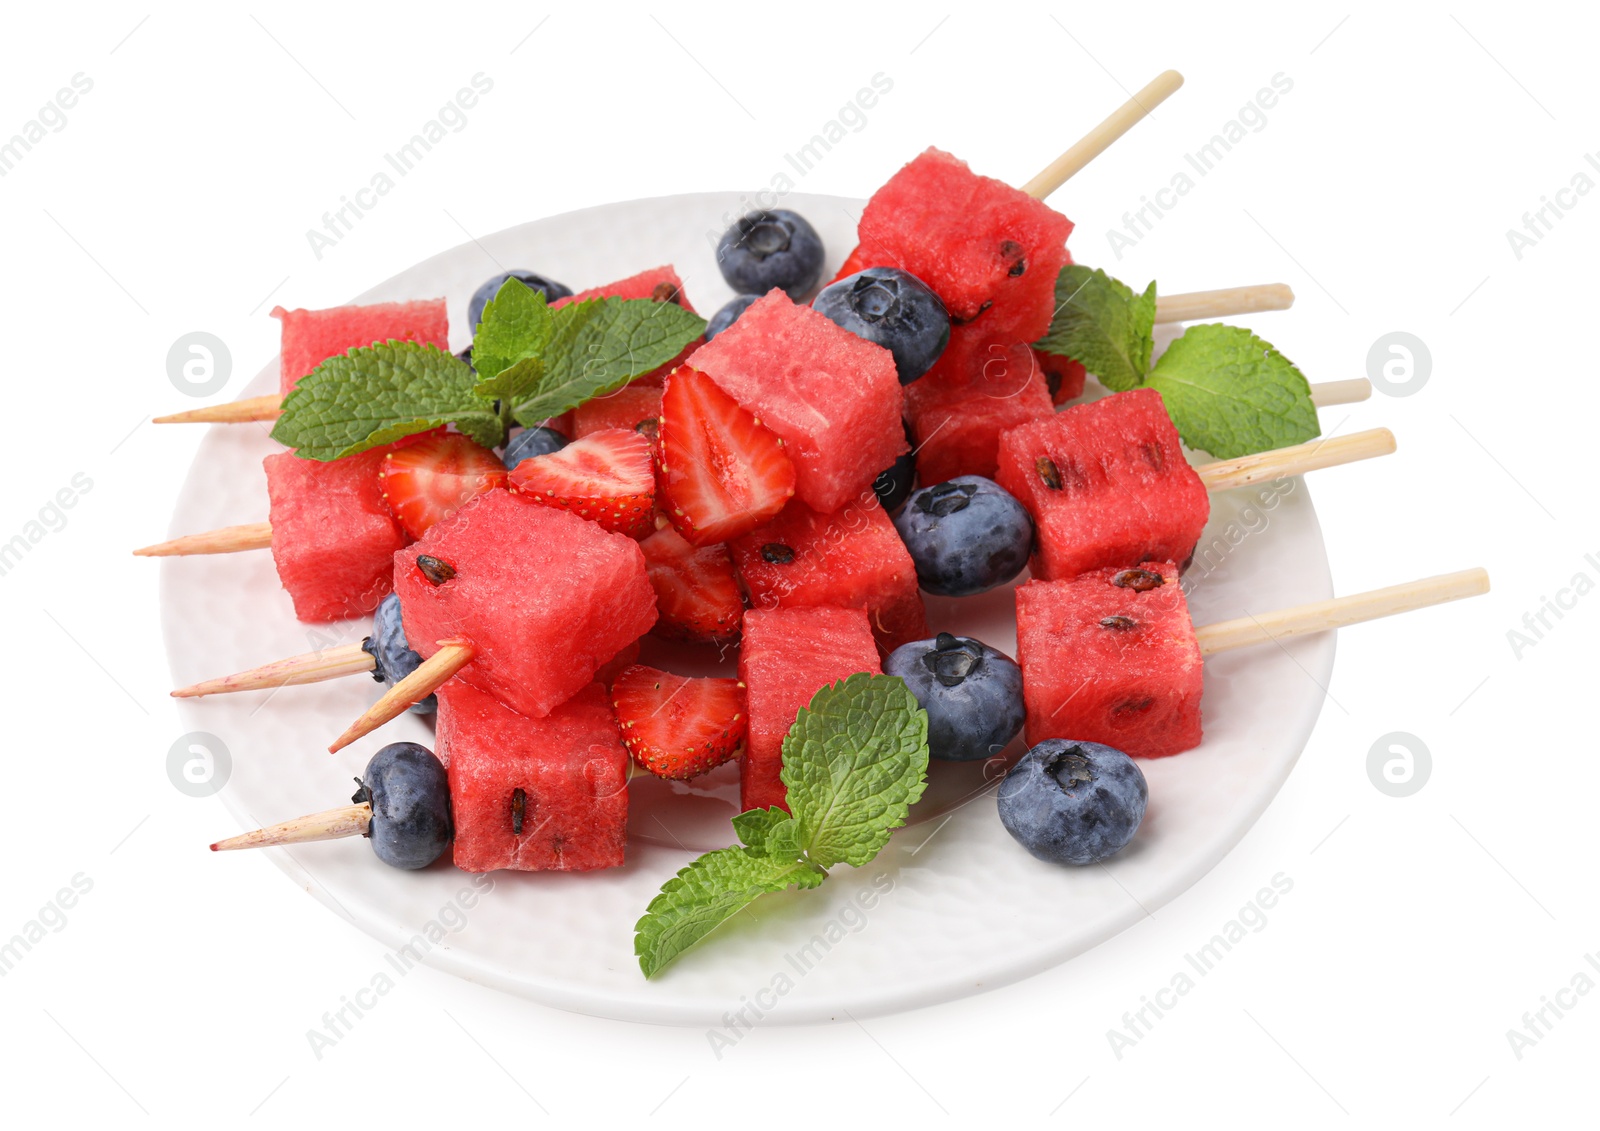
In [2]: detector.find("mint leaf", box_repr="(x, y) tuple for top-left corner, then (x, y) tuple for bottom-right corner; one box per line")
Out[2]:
(633, 674), (930, 977)
(270, 341), (501, 460)
(1146, 323), (1319, 458)
(1035, 265), (1156, 392)
(731, 807), (795, 854)
(634, 847), (823, 978)
(471, 279), (552, 404)
(512, 297), (705, 426)
(783, 673), (929, 869)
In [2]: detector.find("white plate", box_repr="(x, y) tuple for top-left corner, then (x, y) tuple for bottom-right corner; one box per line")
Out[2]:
(160, 192), (1334, 1025)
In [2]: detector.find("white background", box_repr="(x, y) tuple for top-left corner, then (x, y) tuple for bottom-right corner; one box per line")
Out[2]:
(1, 1), (1592, 1125)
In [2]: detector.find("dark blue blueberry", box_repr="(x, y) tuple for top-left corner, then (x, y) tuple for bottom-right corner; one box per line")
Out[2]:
(812, 268), (950, 384)
(354, 742), (453, 870)
(892, 476), (1033, 597)
(456, 345), (474, 372)
(872, 419), (917, 513)
(705, 294), (762, 341)
(885, 633), (1024, 762)
(997, 740), (1148, 865)
(362, 593), (436, 715)
(468, 270), (574, 331)
(715, 210), (824, 298)
(501, 426), (568, 470)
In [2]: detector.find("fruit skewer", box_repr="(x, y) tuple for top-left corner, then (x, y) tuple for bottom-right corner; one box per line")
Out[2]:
(218, 567), (1488, 865)
(1017, 564), (1490, 758)
(318, 424), (1396, 754)
(138, 412), (1393, 565)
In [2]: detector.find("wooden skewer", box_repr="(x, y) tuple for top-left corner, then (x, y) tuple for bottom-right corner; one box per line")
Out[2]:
(172, 642), (374, 698)
(1310, 379), (1370, 408)
(133, 521), (273, 557)
(328, 641), (474, 754)
(1196, 428), (1395, 493)
(1021, 70), (1185, 199)
(154, 394), (282, 425)
(1154, 283), (1293, 324)
(1195, 568), (1490, 655)
(210, 802), (371, 851)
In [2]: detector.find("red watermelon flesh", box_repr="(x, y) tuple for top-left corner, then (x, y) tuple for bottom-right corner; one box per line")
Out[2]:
(904, 339), (1056, 484)
(995, 388), (1210, 581)
(264, 448), (407, 623)
(272, 300), (448, 398)
(855, 148), (1072, 341)
(729, 497), (926, 654)
(738, 605), (882, 813)
(394, 490), (657, 718)
(554, 265), (700, 386)
(1035, 348), (1087, 405)
(439, 679), (628, 872)
(687, 290), (906, 514)
(1015, 562), (1203, 758)
(572, 384), (663, 457)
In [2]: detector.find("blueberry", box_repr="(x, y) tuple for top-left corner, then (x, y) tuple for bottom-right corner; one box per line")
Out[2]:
(892, 476), (1033, 597)
(812, 268), (950, 384)
(885, 633), (1025, 762)
(501, 426), (568, 469)
(355, 742), (453, 870)
(715, 210), (824, 298)
(361, 593), (436, 714)
(456, 346), (475, 372)
(468, 270), (574, 331)
(997, 740), (1148, 865)
(872, 419), (918, 513)
(706, 294), (761, 341)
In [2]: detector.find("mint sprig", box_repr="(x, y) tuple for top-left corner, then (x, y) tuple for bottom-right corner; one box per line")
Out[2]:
(1035, 265), (1156, 393)
(271, 278), (706, 460)
(1145, 324), (1318, 458)
(515, 295), (705, 426)
(1034, 265), (1320, 458)
(634, 673), (929, 978)
(269, 341), (499, 460)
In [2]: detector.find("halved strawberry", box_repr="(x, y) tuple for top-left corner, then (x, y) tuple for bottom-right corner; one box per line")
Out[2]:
(612, 664), (746, 780)
(380, 432), (508, 539)
(657, 366), (795, 546)
(639, 525), (745, 642)
(508, 427), (655, 538)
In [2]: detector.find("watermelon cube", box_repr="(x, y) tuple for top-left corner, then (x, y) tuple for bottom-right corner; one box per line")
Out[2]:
(728, 497), (926, 654)
(855, 148), (1073, 342)
(555, 265), (700, 386)
(903, 339), (1056, 484)
(738, 605), (882, 812)
(572, 384), (662, 453)
(995, 388), (1210, 581)
(264, 448), (407, 623)
(272, 299), (449, 398)
(1015, 562), (1204, 758)
(439, 679), (629, 872)
(1035, 348), (1087, 405)
(394, 490), (657, 718)
(687, 290), (906, 514)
